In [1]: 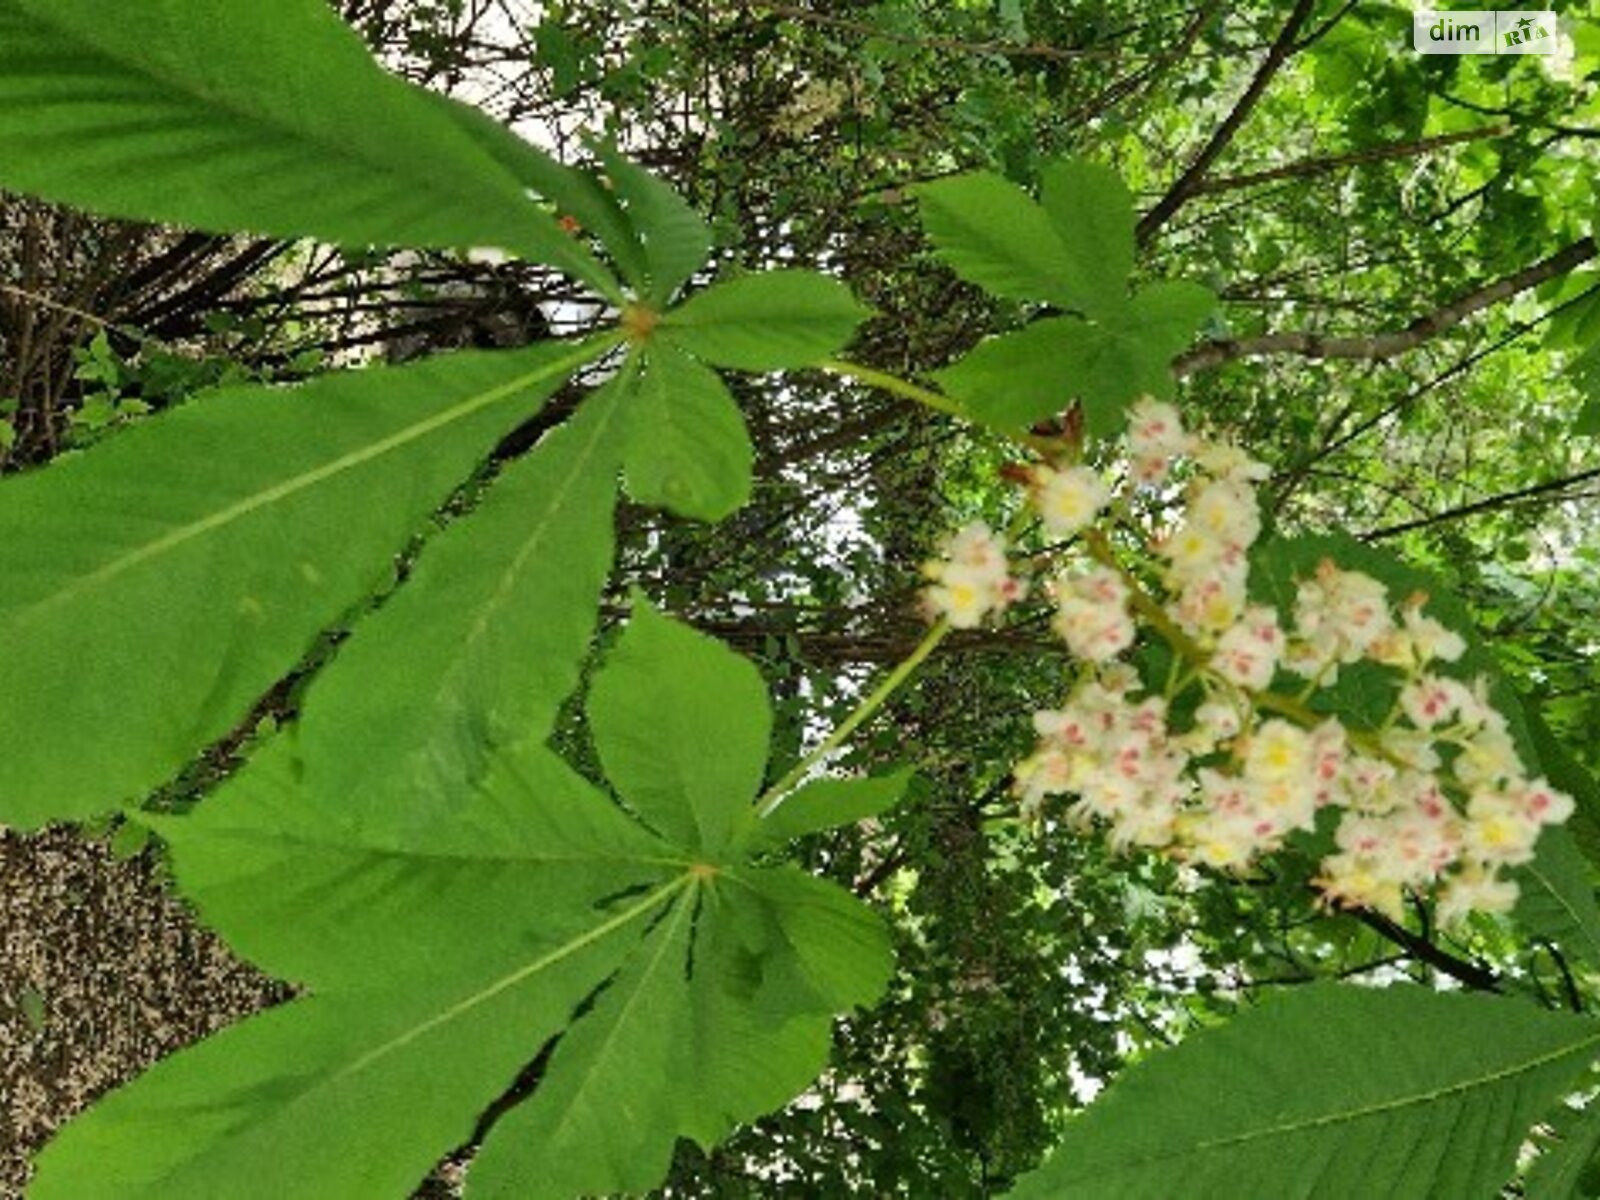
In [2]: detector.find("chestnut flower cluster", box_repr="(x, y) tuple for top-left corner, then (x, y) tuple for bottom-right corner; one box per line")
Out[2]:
(926, 398), (1574, 927)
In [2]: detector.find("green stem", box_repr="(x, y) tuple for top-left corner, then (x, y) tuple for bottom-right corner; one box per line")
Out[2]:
(818, 357), (967, 417)
(758, 617), (952, 817)
(753, 371), (1035, 823)
(818, 357), (1063, 455)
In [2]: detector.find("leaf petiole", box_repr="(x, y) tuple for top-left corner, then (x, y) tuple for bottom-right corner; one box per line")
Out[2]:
(757, 617), (952, 818)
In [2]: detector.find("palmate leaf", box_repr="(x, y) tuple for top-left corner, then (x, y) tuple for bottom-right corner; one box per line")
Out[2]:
(1251, 532), (1600, 967)
(263, 373), (632, 840)
(0, 336), (609, 828)
(917, 158), (1213, 437)
(29, 818), (686, 1198)
(913, 171), (1079, 305)
(596, 144), (715, 305)
(935, 282), (1214, 437)
(32, 607), (895, 1199)
(659, 269), (872, 370)
(1012, 984), (1600, 1199)
(621, 345), (754, 521)
(607, 268), (870, 518)
(0, 0), (618, 298)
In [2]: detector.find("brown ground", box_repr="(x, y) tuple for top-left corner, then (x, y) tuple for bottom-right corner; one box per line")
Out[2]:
(0, 827), (284, 1196)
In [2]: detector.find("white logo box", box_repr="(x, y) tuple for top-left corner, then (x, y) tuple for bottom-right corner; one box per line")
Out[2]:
(1414, 10), (1557, 54)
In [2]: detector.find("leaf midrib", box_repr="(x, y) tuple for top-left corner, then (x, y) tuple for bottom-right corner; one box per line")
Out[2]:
(332, 873), (692, 1084)
(8, 337), (607, 626)
(170, 819), (685, 869)
(1084, 1025), (1600, 1175)
(428, 362), (632, 718)
(536, 883), (696, 1148)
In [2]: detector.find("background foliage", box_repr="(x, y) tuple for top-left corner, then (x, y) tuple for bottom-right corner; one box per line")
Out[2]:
(2, 0), (1599, 1195)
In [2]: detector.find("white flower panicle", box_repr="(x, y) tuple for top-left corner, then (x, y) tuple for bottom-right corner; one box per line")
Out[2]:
(773, 78), (851, 137)
(920, 521), (1025, 628)
(986, 395), (1575, 928)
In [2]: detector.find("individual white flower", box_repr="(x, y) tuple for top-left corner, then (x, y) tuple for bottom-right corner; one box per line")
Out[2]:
(1371, 600), (1468, 669)
(1033, 706), (1095, 748)
(922, 564), (990, 628)
(1249, 767), (1319, 833)
(1507, 777), (1575, 827)
(1187, 478), (1262, 548)
(1078, 770), (1144, 823)
(1452, 726), (1523, 790)
(1030, 464), (1110, 537)
(921, 521), (1023, 628)
(1309, 720), (1347, 807)
(1167, 560), (1250, 636)
(1013, 746), (1077, 814)
(1180, 807), (1267, 870)
(1209, 605), (1285, 690)
(1184, 698), (1244, 751)
(1462, 791), (1540, 866)
(1293, 559), (1394, 663)
(1334, 812), (1391, 857)
(1242, 719), (1313, 784)
(1452, 677), (1496, 730)
(1127, 396), (1192, 484)
(1281, 630), (1340, 682)
(1344, 757), (1413, 818)
(1436, 865), (1519, 928)
(1052, 566), (1135, 661)
(1378, 726), (1441, 773)
(1193, 440), (1271, 484)
(1108, 792), (1182, 850)
(946, 521), (1010, 578)
(1314, 850), (1405, 919)
(1388, 805), (1461, 884)
(1158, 522), (1236, 580)
(1398, 674), (1473, 730)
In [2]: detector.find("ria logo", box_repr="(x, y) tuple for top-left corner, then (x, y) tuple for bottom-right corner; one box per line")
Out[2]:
(1413, 10), (1557, 54)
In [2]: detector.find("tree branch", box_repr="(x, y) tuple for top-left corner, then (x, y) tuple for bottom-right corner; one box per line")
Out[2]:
(744, 1), (1135, 61)
(1269, 278), (1600, 510)
(1352, 907), (1502, 992)
(1135, 0), (1318, 243)
(1186, 124), (1508, 198)
(1063, 2), (1223, 127)
(1175, 237), (1599, 377)
(1360, 465), (1600, 541)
